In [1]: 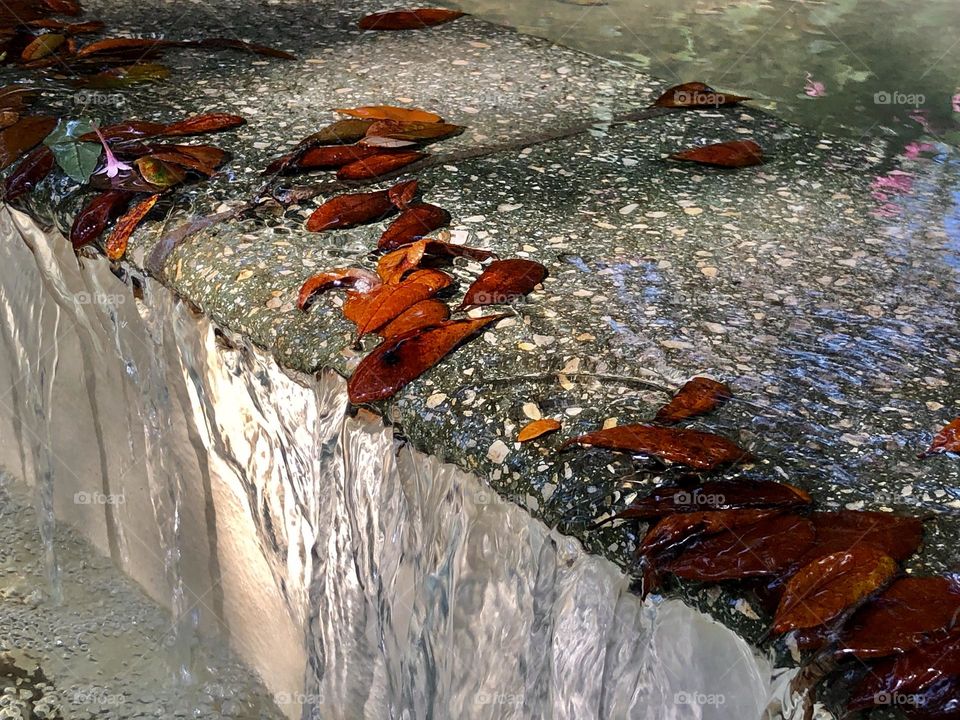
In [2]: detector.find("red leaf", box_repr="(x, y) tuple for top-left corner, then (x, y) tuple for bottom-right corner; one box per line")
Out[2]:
(559, 424), (754, 470)
(297, 268), (382, 311)
(803, 510), (924, 563)
(348, 314), (505, 404)
(336, 150), (427, 181)
(81, 120), (166, 143)
(105, 193), (159, 261)
(3, 144), (54, 201)
(351, 273), (451, 339)
(920, 417), (960, 457)
(75, 37), (176, 58)
(379, 298), (450, 339)
(669, 139), (763, 168)
(639, 508), (787, 558)
(653, 81), (751, 109)
(334, 106), (443, 123)
(358, 8), (465, 30)
(266, 144), (389, 174)
(70, 190), (134, 249)
(378, 202), (451, 250)
(458, 258), (547, 309)
(655, 376), (732, 424)
(388, 178), (418, 209)
(0, 115), (56, 171)
(306, 189), (396, 232)
(159, 113), (245, 137)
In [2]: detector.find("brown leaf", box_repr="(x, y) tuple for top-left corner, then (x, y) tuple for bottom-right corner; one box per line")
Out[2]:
(612, 478), (811, 521)
(653, 81), (751, 109)
(388, 178), (418, 209)
(336, 150), (427, 181)
(159, 113), (246, 137)
(81, 120), (167, 143)
(518, 419), (562, 442)
(358, 8), (466, 30)
(559, 424), (753, 470)
(803, 510), (923, 564)
(772, 547), (898, 635)
(75, 37), (175, 58)
(352, 273), (452, 339)
(0, 112), (19, 131)
(378, 202), (451, 250)
(40, 0), (81, 15)
(297, 119), (376, 146)
(3, 145), (53, 201)
(348, 314), (504, 404)
(378, 299), (450, 339)
(105, 193), (159, 261)
(23, 19), (105, 34)
(655, 376), (732, 424)
(20, 33), (65, 61)
(658, 512), (816, 580)
(459, 258), (547, 309)
(266, 144), (388, 174)
(297, 268), (382, 311)
(305, 189), (396, 232)
(73, 63), (171, 89)
(141, 144), (227, 175)
(343, 269), (451, 325)
(135, 156), (187, 189)
(362, 120), (465, 143)
(920, 417), (960, 457)
(0, 115), (56, 171)
(377, 241), (428, 284)
(70, 190), (134, 249)
(639, 508), (786, 558)
(668, 139), (763, 168)
(188, 37), (295, 60)
(835, 576), (960, 660)
(334, 105), (443, 123)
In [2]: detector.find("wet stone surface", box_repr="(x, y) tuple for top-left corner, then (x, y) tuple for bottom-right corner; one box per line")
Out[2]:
(4, 0), (960, 641)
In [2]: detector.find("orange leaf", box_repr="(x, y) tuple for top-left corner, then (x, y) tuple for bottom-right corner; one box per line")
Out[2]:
(336, 150), (427, 181)
(518, 418), (561, 442)
(378, 202), (451, 250)
(358, 8), (465, 31)
(920, 417), (960, 457)
(458, 258), (547, 309)
(348, 314), (505, 404)
(352, 273), (452, 339)
(298, 268), (382, 311)
(388, 178), (418, 209)
(669, 139), (763, 168)
(363, 120), (464, 143)
(772, 547), (897, 635)
(306, 189), (396, 232)
(653, 81), (750, 109)
(654, 376), (732, 424)
(105, 194), (159, 261)
(21, 33), (66, 61)
(70, 190), (134, 249)
(334, 105), (443, 123)
(377, 241), (428, 284)
(378, 299), (450, 339)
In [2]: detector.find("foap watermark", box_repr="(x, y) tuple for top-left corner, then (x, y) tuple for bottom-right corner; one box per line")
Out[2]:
(674, 691), (726, 708)
(74, 90), (126, 108)
(476, 692), (522, 706)
(74, 291), (126, 307)
(74, 491), (125, 506)
(72, 687), (127, 707)
(874, 691), (925, 708)
(673, 490), (725, 507)
(874, 90), (925, 108)
(275, 691), (325, 708)
(671, 89), (730, 107)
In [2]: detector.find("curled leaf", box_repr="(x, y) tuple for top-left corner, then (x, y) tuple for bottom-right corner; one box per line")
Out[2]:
(70, 190), (133, 249)
(559, 424), (753, 470)
(459, 258), (547, 309)
(653, 81), (750, 109)
(298, 269), (382, 311)
(334, 105), (443, 123)
(655, 376), (732, 424)
(379, 202), (451, 250)
(388, 179), (418, 209)
(920, 417), (960, 457)
(105, 193), (159, 261)
(21, 33), (65, 61)
(518, 418), (562, 443)
(358, 8), (465, 30)
(348, 314), (505, 404)
(669, 139), (763, 168)
(336, 150), (427, 181)
(306, 189), (395, 232)
(379, 299), (450, 339)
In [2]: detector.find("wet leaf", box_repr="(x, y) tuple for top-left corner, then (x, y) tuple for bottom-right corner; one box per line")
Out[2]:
(81, 120), (166, 143)
(141, 144), (227, 176)
(336, 150), (427, 181)
(334, 105), (443, 123)
(653, 81), (751, 108)
(362, 119), (465, 143)
(0, 86), (37, 113)
(803, 510), (923, 563)
(835, 576), (960, 660)
(518, 418), (562, 442)
(305, 189), (396, 232)
(459, 258), (547, 309)
(0, 115), (56, 171)
(20, 33), (64, 61)
(612, 478), (811, 521)
(2, 145), (53, 201)
(105, 193), (159, 261)
(70, 190), (133, 249)
(268, 144), (391, 174)
(639, 508), (788, 558)
(40, 0), (81, 15)
(669, 139), (764, 168)
(655, 376), (732, 424)
(135, 156), (186, 189)
(379, 299), (450, 339)
(559, 424), (754, 470)
(189, 37), (295, 60)
(358, 8), (465, 30)
(23, 19), (105, 34)
(0, 112), (18, 130)
(158, 113), (245, 137)
(297, 268), (382, 311)
(658, 512), (816, 580)
(43, 117), (100, 183)
(377, 239), (496, 283)
(352, 273), (452, 339)
(772, 547), (897, 635)
(920, 417), (960, 457)
(362, 136), (418, 149)
(388, 179), (418, 209)
(297, 119), (376, 147)
(348, 314), (504, 404)
(74, 63), (170, 89)
(378, 202), (451, 250)
(75, 37), (174, 58)
(343, 269), (452, 327)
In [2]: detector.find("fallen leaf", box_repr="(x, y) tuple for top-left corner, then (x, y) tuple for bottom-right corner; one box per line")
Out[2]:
(80, 120), (166, 143)
(21, 33), (65, 61)
(348, 314), (504, 404)
(73, 63), (171, 89)
(159, 113), (245, 137)
(0, 86), (37, 114)
(142, 144), (227, 176)
(358, 8), (465, 30)
(135, 156), (186, 189)
(352, 273), (451, 339)
(378, 202), (451, 249)
(336, 150), (427, 181)
(189, 37), (295, 60)
(3, 145), (54, 201)
(70, 190), (133, 249)
(772, 546), (897, 635)
(388, 178), (418, 209)
(362, 119), (465, 143)
(266, 143), (388, 174)
(75, 37), (175, 58)
(0, 115), (56, 171)
(0, 112), (18, 131)
(803, 510), (923, 563)
(297, 268), (382, 311)
(669, 139), (763, 168)
(343, 268), (451, 325)
(305, 188), (396, 232)
(40, 0), (81, 15)
(297, 119), (376, 147)
(377, 238), (496, 283)
(920, 417), (960, 457)
(105, 193), (159, 260)
(653, 81), (751, 108)
(559, 424), (754, 470)
(334, 105), (443, 123)
(361, 136), (418, 149)
(378, 298), (450, 339)
(459, 258), (547, 309)
(639, 508), (787, 558)
(518, 418), (562, 442)
(655, 376), (732, 424)
(23, 19), (104, 33)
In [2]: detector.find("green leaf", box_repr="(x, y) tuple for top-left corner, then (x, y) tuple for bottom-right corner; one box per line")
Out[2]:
(44, 118), (102, 184)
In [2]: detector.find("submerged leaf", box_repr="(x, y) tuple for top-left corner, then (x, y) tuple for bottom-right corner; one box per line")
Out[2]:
(518, 419), (562, 442)
(378, 202), (451, 250)
(20, 33), (65, 61)
(2, 145), (54, 201)
(334, 105), (443, 123)
(305, 189), (396, 232)
(920, 417), (960, 457)
(358, 8), (465, 30)
(135, 156), (186, 189)
(0, 115), (56, 171)
(377, 239), (495, 283)
(639, 508), (786, 558)
(352, 273), (451, 339)
(459, 258), (547, 309)
(159, 113), (245, 137)
(669, 139), (763, 168)
(655, 376), (732, 424)
(297, 268), (382, 311)
(43, 117), (100, 183)
(268, 143), (388, 174)
(378, 299), (450, 339)
(74, 63), (170, 89)
(336, 150), (426, 181)
(348, 314), (504, 404)
(803, 510), (923, 563)
(363, 119), (465, 143)
(70, 190), (133, 249)
(653, 81), (750, 108)
(105, 193), (159, 260)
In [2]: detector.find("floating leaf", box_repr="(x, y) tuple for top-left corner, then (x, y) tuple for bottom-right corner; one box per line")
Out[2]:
(559, 424), (754, 470)
(43, 117), (100, 183)
(378, 202), (451, 250)
(653, 81), (751, 108)
(297, 268), (382, 311)
(334, 105), (443, 123)
(0, 115), (56, 171)
(3, 145), (54, 201)
(920, 417), (960, 457)
(135, 156), (186, 189)
(306, 189), (396, 232)
(388, 179), (418, 209)
(655, 376), (732, 424)
(337, 150), (427, 181)
(363, 119), (465, 143)
(772, 547), (897, 635)
(669, 139), (763, 168)
(348, 314), (504, 404)
(518, 418), (562, 442)
(20, 33), (65, 61)
(105, 193), (159, 261)
(74, 63), (170, 89)
(379, 299), (450, 339)
(358, 8), (465, 30)
(459, 258), (547, 309)
(70, 190), (133, 249)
